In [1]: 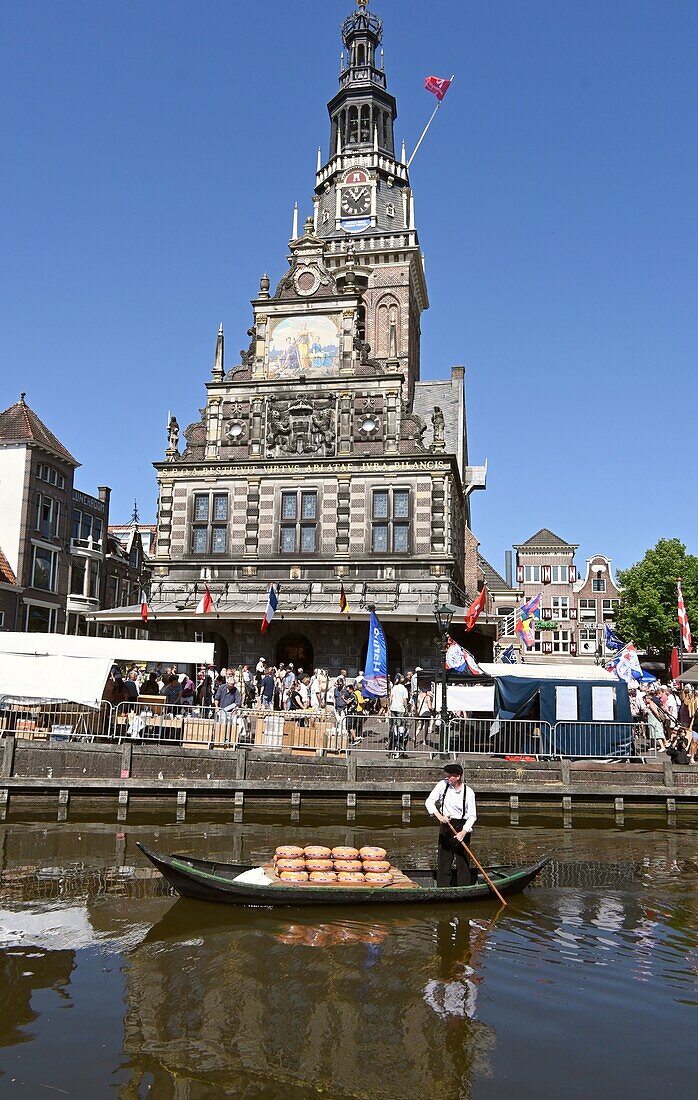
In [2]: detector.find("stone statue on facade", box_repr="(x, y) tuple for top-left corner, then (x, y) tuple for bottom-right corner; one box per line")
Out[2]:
(430, 405), (446, 452)
(166, 415), (180, 458)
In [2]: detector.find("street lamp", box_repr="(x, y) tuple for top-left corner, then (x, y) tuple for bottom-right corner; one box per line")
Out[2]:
(434, 603), (454, 754)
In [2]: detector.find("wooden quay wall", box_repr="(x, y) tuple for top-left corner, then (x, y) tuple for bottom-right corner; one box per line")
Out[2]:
(0, 735), (696, 822)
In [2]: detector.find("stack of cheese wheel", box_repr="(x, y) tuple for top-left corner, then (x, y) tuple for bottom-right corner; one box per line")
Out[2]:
(274, 845), (308, 882)
(331, 845), (365, 883)
(304, 844), (337, 882)
(359, 846), (393, 886)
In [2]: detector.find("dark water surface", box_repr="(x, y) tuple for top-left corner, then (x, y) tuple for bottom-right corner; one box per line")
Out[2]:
(0, 804), (695, 1099)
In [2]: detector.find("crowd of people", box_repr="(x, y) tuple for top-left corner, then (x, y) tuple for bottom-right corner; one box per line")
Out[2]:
(629, 682), (698, 764)
(101, 660), (436, 748)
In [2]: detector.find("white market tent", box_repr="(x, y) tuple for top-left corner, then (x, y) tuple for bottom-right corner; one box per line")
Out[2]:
(0, 633), (215, 708)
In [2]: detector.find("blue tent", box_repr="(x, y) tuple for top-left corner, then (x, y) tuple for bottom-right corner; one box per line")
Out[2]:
(494, 674), (633, 756)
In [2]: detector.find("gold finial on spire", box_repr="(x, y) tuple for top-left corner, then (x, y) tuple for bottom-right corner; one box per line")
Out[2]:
(357, 0), (369, 9)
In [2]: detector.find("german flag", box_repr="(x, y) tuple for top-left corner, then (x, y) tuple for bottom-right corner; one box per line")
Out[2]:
(339, 583), (348, 613)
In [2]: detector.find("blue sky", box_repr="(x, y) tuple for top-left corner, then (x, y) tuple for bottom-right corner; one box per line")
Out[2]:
(2, 0), (696, 577)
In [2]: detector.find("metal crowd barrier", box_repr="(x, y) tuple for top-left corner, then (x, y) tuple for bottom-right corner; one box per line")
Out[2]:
(0, 696), (111, 742)
(0, 696), (654, 761)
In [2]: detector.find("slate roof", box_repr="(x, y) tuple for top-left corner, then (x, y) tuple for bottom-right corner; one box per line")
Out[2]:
(478, 553), (518, 595)
(0, 545), (17, 586)
(0, 395), (78, 466)
(412, 376), (462, 467)
(513, 527), (578, 551)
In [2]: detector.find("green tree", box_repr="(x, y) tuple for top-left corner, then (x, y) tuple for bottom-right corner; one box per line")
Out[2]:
(615, 539), (698, 659)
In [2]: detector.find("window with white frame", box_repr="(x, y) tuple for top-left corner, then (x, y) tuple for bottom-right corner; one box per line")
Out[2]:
(280, 490), (318, 555)
(36, 463), (66, 490)
(578, 598), (596, 621)
(552, 595), (569, 619)
(71, 509), (103, 545)
(533, 629), (571, 654)
(602, 598), (620, 621)
(551, 565), (569, 583)
(35, 494), (61, 539)
(31, 545), (58, 592)
(592, 577), (606, 593)
(524, 565), (541, 583)
(371, 488), (410, 553)
(191, 492), (229, 555)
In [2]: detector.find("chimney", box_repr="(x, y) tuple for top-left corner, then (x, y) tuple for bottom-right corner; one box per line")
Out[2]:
(505, 549), (512, 587)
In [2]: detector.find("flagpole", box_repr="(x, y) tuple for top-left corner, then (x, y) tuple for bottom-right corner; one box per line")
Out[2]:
(407, 75), (454, 169)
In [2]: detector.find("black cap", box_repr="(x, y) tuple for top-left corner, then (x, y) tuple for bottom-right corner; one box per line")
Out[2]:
(443, 763), (463, 777)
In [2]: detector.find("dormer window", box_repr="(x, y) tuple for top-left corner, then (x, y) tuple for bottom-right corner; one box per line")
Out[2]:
(386, 202), (395, 218)
(322, 209), (330, 225)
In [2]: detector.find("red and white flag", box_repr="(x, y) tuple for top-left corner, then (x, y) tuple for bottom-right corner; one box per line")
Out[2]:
(678, 579), (692, 652)
(464, 586), (487, 631)
(195, 584), (213, 615)
(140, 590), (149, 623)
(424, 75), (452, 101)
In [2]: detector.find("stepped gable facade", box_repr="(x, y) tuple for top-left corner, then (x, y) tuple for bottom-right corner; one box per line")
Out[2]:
(98, 1), (488, 673)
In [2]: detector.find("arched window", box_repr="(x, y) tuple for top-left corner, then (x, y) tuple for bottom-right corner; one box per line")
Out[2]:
(383, 113), (391, 151)
(348, 106), (359, 144)
(339, 109), (346, 146)
(360, 104), (371, 142)
(357, 43), (365, 66)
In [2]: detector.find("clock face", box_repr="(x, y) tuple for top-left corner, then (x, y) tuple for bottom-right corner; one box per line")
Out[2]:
(341, 186), (371, 216)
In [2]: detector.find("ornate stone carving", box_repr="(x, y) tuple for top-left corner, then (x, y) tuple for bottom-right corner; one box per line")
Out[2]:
(430, 405), (446, 452)
(267, 396), (336, 456)
(166, 416), (179, 460)
(400, 412), (427, 451)
(182, 418), (206, 461)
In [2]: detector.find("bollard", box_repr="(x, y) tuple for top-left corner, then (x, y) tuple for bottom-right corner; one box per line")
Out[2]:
(117, 789), (129, 822)
(347, 792), (356, 821)
(614, 797), (624, 826)
(401, 792), (411, 823)
(666, 796), (676, 825)
(176, 790), (187, 821)
(510, 794), (519, 826)
(0, 788), (9, 821)
(562, 795), (572, 829)
(291, 790), (301, 822)
(57, 789), (69, 822)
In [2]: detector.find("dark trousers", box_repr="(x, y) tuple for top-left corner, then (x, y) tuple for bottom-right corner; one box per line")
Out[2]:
(437, 819), (475, 887)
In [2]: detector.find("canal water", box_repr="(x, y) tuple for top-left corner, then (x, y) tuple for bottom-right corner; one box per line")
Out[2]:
(0, 803), (695, 1099)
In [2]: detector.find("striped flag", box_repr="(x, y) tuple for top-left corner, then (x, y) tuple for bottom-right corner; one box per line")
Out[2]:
(678, 578), (693, 652)
(140, 590), (149, 623)
(195, 584), (213, 615)
(261, 585), (279, 634)
(339, 583), (348, 613)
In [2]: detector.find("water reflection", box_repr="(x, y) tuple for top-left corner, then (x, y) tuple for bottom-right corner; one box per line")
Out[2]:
(0, 818), (695, 1098)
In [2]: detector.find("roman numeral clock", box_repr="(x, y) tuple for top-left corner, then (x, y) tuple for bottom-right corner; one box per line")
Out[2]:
(339, 168), (373, 233)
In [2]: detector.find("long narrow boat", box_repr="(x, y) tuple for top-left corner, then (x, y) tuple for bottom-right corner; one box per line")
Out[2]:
(138, 843), (550, 907)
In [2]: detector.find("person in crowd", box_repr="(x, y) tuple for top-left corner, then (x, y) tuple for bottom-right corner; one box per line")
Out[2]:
(416, 682), (435, 745)
(689, 709), (698, 764)
(103, 667), (128, 707)
(425, 762), (478, 887)
(283, 665), (297, 710)
(141, 670), (161, 697)
(124, 669), (140, 704)
(348, 679), (366, 745)
(161, 674), (182, 708)
(666, 729), (691, 766)
(214, 674), (242, 734)
(196, 670), (213, 709)
(261, 666), (275, 710)
(388, 674), (410, 752)
(274, 665), (286, 710)
(309, 669), (326, 710)
(179, 674), (195, 706)
(644, 690), (667, 751)
(410, 667), (423, 714)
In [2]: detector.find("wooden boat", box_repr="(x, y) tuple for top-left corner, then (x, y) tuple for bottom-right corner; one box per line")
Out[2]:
(137, 843), (550, 907)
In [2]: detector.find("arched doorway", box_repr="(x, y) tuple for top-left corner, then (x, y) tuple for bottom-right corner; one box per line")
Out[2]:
(197, 631), (228, 672)
(274, 633), (314, 673)
(359, 634), (403, 680)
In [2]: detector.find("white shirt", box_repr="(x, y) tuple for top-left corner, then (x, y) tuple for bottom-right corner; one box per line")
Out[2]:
(425, 780), (477, 832)
(390, 683), (409, 713)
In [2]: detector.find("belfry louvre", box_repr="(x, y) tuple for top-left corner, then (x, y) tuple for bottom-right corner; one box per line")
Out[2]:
(94, 1), (489, 674)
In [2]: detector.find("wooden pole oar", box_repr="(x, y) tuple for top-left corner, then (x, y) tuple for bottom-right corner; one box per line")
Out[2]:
(447, 821), (507, 907)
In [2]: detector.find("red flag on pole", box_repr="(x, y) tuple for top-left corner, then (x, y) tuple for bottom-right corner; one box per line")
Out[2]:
(195, 584), (213, 615)
(140, 590), (149, 623)
(424, 75), (452, 101)
(678, 578), (692, 653)
(670, 646), (680, 681)
(464, 586), (487, 631)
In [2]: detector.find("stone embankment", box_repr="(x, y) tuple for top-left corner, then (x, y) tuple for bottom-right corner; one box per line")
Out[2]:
(0, 735), (696, 822)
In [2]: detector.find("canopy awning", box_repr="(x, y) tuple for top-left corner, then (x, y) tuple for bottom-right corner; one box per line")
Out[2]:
(0, 652), (115, 708)
(0, 633), (215, 665)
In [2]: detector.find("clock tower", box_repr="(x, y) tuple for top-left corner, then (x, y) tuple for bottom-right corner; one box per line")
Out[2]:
(313, 0), (427, 388)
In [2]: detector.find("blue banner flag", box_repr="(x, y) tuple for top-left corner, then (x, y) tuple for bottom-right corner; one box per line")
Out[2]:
(501, 644), (517, 664)
(363, 610), (388, 698)
(604, 625), (625, 651)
